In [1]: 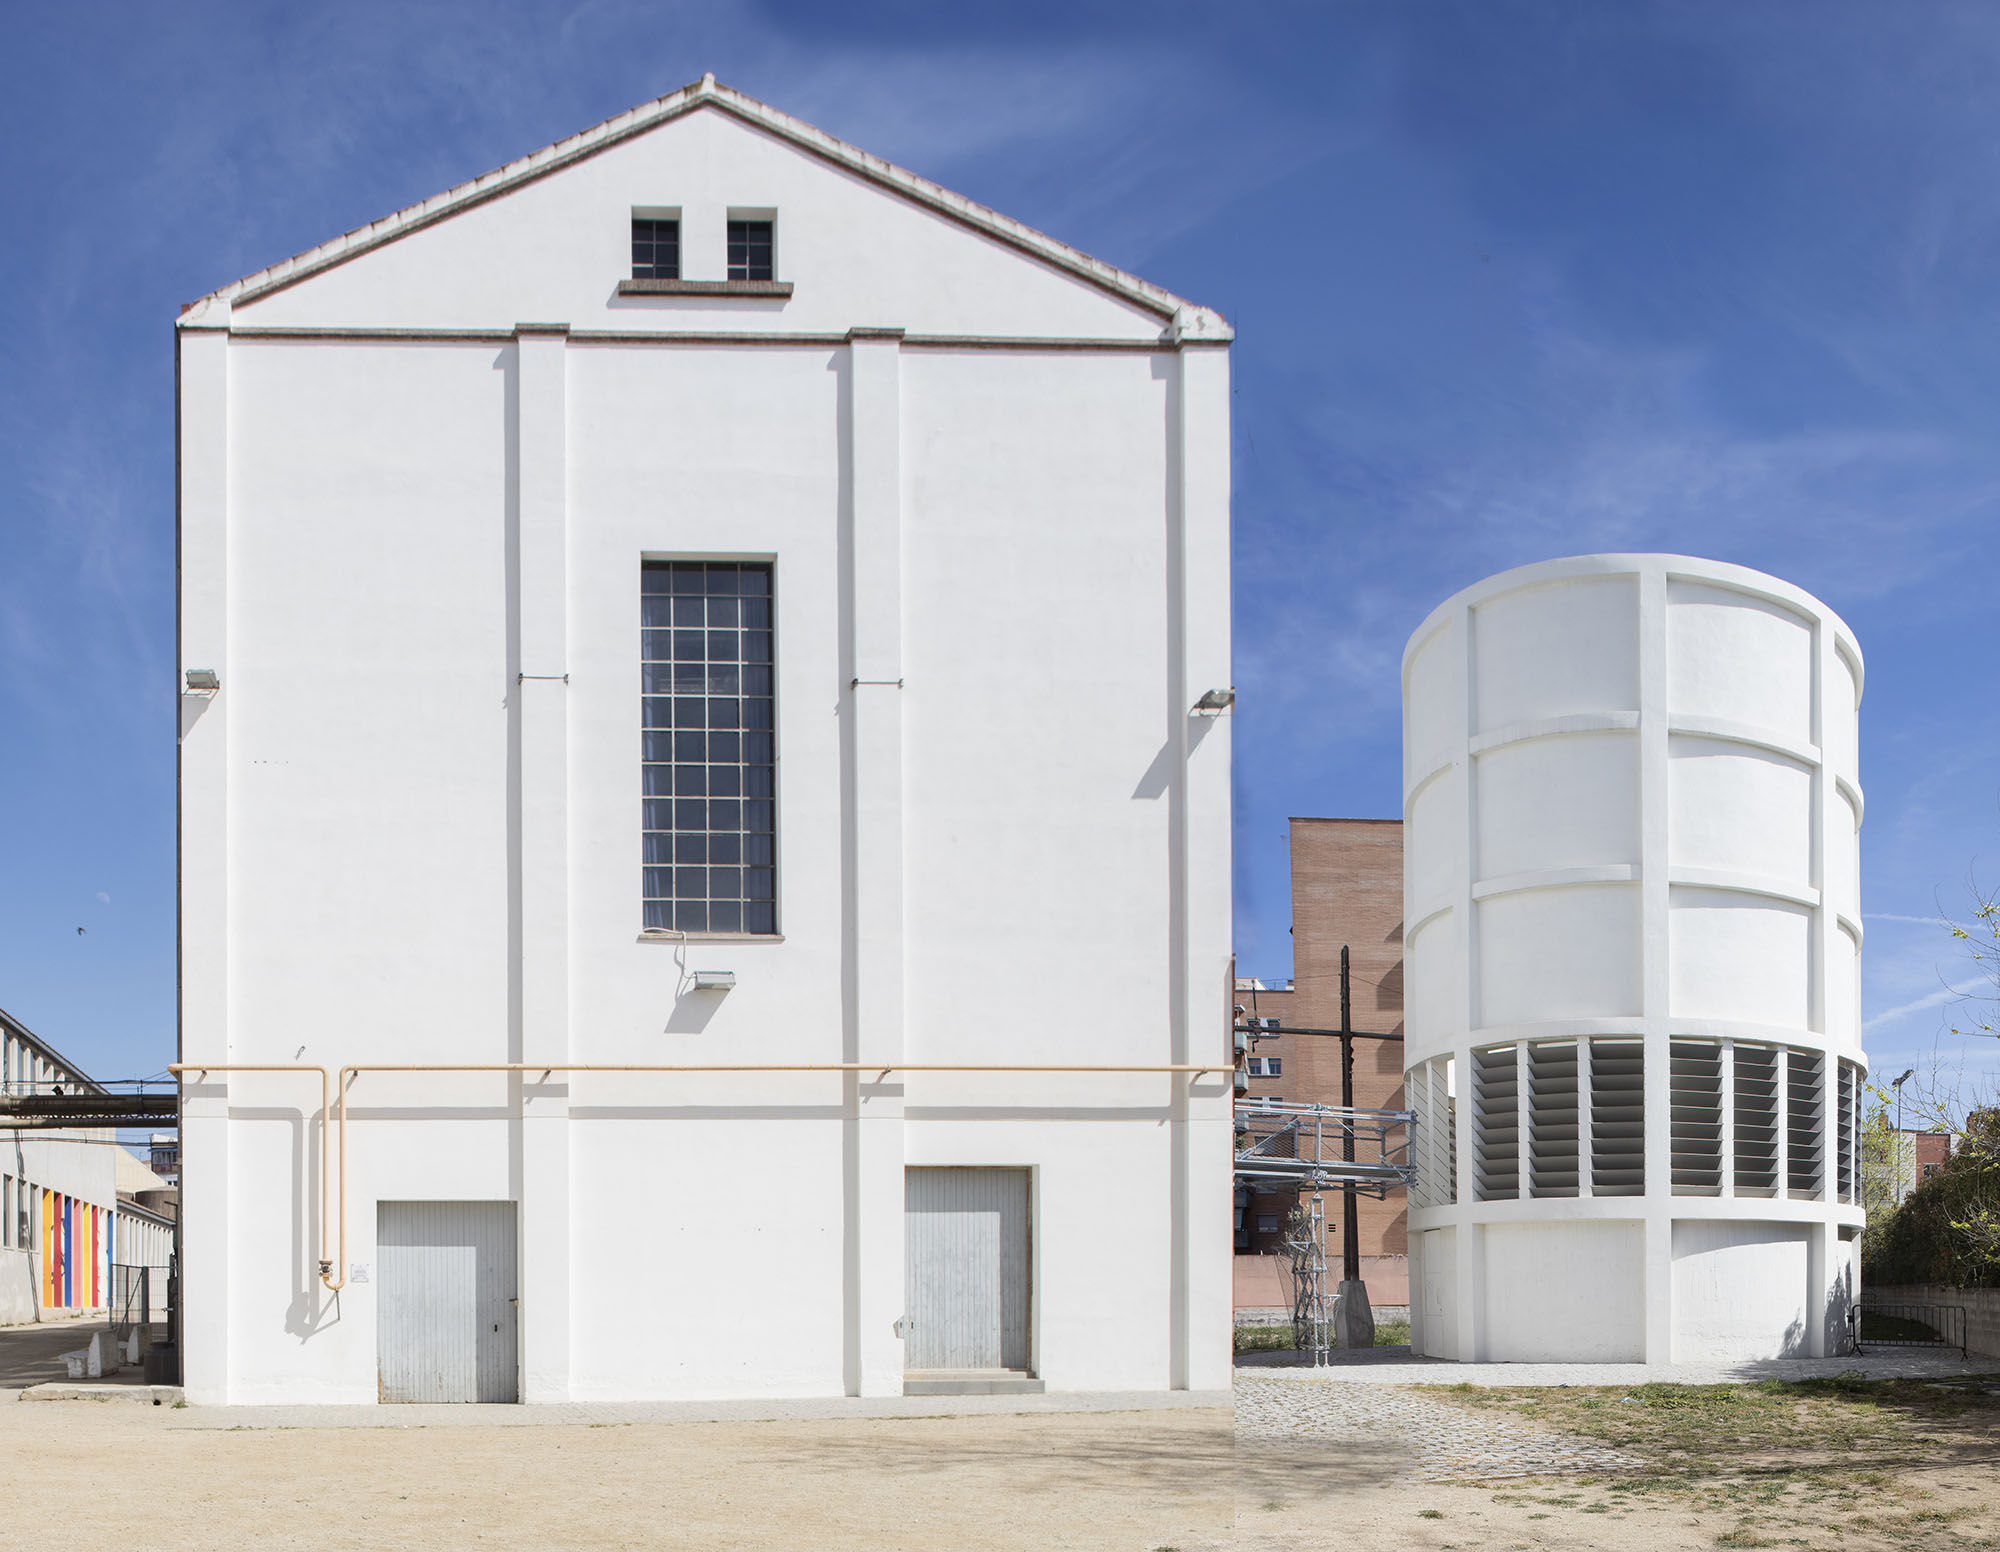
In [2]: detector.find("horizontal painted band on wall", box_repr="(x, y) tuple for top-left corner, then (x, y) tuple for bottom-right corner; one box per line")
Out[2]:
(170, 1060), (1229, 1299)
(1406, 716), (1858, 804)
(1408, 1020), (1866, 1049)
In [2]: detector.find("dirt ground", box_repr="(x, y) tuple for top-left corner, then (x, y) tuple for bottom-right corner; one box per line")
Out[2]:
(0, 1389), (1994, 1551)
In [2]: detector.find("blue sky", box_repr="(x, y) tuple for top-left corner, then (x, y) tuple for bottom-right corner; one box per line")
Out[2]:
(2, 1), (1996, 1106)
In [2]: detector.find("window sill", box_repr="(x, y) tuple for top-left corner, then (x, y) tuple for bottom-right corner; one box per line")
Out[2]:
(617, 279), (794, 298)
(637, 932), (785, 944)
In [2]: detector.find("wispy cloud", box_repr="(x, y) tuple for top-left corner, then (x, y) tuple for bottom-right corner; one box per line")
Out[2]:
(1864, 977), (1990, 1033)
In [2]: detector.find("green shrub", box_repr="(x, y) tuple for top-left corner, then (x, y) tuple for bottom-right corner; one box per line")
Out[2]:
(1863, 1109), (2000, 1289)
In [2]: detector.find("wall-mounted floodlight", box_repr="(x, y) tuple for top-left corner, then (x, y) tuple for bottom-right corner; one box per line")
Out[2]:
(185, 669), (220, 693)
(1192, 688), (1234, 715)
(690, 971), (736, 991)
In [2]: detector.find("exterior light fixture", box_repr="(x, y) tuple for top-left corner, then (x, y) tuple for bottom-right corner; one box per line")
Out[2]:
(1192, 688), (1234, 714)
(690, 971), (736, 991)
(185, 668), (220, 693)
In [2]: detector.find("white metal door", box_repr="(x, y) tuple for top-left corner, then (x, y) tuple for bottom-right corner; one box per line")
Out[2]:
(377, 1200), (518, 1403)
(904, 1168), (1030, 1372)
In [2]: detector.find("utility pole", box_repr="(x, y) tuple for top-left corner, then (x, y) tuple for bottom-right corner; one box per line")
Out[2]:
(1333, 944), (1374, 1348)
(1340, 945), (1358, 1283)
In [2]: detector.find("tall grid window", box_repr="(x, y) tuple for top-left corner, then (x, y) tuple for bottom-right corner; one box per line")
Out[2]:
(632, 217), (680, 280)
(642, 562), (776, 933)
(728, 219), (774, 281)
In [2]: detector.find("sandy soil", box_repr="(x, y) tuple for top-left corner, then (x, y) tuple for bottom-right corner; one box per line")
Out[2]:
(0, 1401), (1238, 1551)
(2, 1397), (1993, 1550)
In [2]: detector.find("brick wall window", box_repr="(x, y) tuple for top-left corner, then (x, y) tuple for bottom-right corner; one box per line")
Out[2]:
(641, 562), (776, 933)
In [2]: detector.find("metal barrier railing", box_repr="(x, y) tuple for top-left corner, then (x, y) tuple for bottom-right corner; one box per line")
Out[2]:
(1854, 1301), (1968, 1356)
(107, 1264), (150, 1342)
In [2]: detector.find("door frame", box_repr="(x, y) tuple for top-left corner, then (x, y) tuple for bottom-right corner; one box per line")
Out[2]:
(902, 1164), (1036, 1376)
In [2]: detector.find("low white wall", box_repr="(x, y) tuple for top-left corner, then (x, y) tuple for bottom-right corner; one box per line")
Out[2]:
(1486, 1221), (1644, 1362)
(0, 1248), (37, 1325)
(1418, 1227), (1458, 1360)
(1671, 1220), (1810, 1361)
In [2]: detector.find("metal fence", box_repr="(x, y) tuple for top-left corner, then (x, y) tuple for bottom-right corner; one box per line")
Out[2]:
(1854, 1301), (1968, 1356)
(107, 1264), (150, 1342)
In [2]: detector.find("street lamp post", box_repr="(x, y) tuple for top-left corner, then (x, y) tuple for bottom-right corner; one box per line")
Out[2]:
(1891, 1068), (1916, 1205)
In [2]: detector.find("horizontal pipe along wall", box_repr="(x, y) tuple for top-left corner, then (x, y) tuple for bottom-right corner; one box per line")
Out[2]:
(1401, 554), (1865, 1364)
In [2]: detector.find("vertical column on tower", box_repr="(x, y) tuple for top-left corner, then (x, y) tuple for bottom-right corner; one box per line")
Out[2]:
(1805, 616), (1840, 1356)
(843, 327), (908, 1396)
(1637, 567), (1675, 1363)
(513, 322), (572, 1401)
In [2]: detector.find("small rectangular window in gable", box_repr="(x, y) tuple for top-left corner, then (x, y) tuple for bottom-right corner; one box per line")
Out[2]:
(632, 213), (680, 280)
(728, 218), (774, 281)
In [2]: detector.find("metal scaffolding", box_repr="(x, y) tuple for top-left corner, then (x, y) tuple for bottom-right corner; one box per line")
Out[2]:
(1233, 1100), (1417, 1197)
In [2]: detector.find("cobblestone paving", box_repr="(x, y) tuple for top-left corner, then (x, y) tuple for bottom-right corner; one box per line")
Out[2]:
(1234, 1372), (1644, 1481)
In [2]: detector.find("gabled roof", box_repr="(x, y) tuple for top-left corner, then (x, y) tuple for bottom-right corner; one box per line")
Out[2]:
(181, 74), (1231, 339)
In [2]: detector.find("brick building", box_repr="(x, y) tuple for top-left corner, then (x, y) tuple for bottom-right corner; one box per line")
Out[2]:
(1235, 817), (1408, 1315)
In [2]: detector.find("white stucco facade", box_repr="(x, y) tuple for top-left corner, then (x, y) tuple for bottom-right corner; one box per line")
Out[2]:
(175, 78), (1234, 1404)
(1401, 554), (1865, 1363)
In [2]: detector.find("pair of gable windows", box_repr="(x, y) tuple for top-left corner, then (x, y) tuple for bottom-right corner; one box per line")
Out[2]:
(630, 217), (773, 282)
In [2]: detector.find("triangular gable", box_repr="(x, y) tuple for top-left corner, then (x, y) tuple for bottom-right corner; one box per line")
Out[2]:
(181, 74), (1231, 340)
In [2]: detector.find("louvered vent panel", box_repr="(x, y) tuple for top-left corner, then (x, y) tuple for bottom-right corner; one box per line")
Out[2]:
(1441, 1061), (1458, 1206)
(1528, 1042), (1581, 1197)
(1669, 1040), (1724, 1196)
(1406, 1066), (1432, 1209)
(1786, 1049), (1824, 1200)
(1837, 1062), (1858, 1205)
(1474, 1045), (1520, 1201)
(1589, 1038), (1645, 1196)
(1733, 1045), (1780, 1197)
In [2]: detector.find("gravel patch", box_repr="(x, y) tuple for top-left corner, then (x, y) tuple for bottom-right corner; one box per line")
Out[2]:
(1236, 1344), (1985, 1386)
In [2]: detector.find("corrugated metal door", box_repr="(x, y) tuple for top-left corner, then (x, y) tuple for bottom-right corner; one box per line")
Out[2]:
(377, 1201), (518, 1403)
(904, 1168), (1030, 1372)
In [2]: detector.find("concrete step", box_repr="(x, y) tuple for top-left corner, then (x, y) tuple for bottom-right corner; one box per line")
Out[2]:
(20, 1383), (184, 1405)
(903, 1371), (1044, 1396)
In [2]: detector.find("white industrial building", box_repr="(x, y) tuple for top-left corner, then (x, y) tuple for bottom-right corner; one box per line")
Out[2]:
(1, 1006), (176, 1325)
(175, 77), (1234, 1405)
(1401, 554), (1866, 1363)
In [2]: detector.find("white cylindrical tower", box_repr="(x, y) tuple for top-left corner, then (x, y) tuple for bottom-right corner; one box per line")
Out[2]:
(1401, 554), (1864, 1364)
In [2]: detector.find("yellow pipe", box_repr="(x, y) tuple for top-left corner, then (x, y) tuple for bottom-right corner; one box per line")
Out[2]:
(176, 1061), (1217, 1293)
(169, 1065), (334, 1281)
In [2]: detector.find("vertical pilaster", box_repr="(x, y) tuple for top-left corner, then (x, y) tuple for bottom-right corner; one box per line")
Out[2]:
(513, 323), (571, 1401)
(1806, 619), (1837, 1355)
(1516, 1041), (1532, 1200)
(1454, 604), (1481, 1361)
(177, 317), (231, 1404)
(1578, 1037), (1594, 1198)
(1173, 338), (1235, 1391)
(1637, 566), (1674, 1363)
(1720, 1039), (1736, 1199)
(844, 327), (907, 1396)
